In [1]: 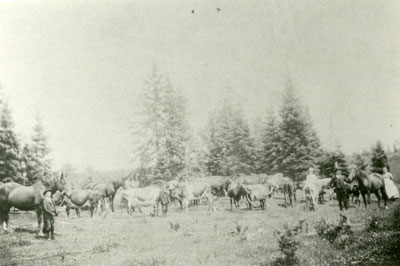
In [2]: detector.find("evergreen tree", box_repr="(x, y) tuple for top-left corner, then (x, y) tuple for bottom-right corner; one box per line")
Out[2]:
(350, 153), (367, 170)
(133, 65), (166, 184)
(22, 115), (52, 184)
(157, 78), (188, 180)
(274, 80), (321, 181)
(371, 140), (388, 174)
(0, 102), (22, 182)
(206, 92), (254, 176)
(260, 108), (280, 174)
(133, 66), (189, 184)
(318, 148), (349, 178)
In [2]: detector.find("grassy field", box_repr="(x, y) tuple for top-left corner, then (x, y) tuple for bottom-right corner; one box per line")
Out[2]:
(0, 191), (398, 266)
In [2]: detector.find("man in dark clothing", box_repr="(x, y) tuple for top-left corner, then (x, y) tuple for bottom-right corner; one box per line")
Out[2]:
(42, 190), (57, 240)
(331, 169), (351, 211)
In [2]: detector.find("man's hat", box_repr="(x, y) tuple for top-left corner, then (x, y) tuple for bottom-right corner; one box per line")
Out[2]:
(43, 190), (52, 196)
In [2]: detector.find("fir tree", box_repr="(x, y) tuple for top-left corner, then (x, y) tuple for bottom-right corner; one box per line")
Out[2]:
(22, 115), (52, 184)
(274, 80), (321, 181)
(371, 140), (388, 174)
(157, 78), (188, 179)
(260, 108), (280, 174)
(133, 65), (166, 183)
(133, 66), (189, 183)
(206, 92), (254, 176)
(0, 102), (22, 182)
(318, 148), (349, 178)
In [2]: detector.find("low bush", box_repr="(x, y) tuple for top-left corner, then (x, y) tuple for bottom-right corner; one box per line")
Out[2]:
(314, 214), (353, 249)
(269, 221), (307, 266)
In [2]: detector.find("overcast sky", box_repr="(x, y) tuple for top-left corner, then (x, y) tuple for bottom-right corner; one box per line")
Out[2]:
(0, 0), (399, 171)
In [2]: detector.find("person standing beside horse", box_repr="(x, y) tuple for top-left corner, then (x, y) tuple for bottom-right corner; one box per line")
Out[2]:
(42, 190), (57, 240)
(330, 169), (351, 211)
(382, 167), (399, 202)
(303, 168), (319, 210)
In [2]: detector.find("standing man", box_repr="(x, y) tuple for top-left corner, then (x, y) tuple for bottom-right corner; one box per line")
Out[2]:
(303, 167), (319, 210)
(331, 169), (351, 211)
(42, 190), (57, 240)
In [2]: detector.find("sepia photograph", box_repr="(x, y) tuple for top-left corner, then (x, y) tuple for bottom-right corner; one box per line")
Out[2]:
(0, 0), (399, 265)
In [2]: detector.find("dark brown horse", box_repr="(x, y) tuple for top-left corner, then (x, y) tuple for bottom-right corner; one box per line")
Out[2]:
(83, 177), (127, 212)
(282, 178), (296, 208)
(349, 167), (387, 209)
(0, 174), (66, 232)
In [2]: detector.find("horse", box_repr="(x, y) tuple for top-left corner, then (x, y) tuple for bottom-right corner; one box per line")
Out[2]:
(121, 187), (169, 217)
(282, 178), (296, 208)
(61, 189), (102, 218)
(0, 174), (66, 233)
(224, 179), (252, 210)
(82, 177), (128, 212)
(348, 167), (387, 209)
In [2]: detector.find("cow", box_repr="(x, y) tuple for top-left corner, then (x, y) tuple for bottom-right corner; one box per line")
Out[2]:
(121, 186), (169, 217)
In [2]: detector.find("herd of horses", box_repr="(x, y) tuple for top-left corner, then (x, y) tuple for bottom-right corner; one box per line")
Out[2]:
(0, 166), (391, 235)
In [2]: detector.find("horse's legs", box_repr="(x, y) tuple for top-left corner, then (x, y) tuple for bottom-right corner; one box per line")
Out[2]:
(36, 208), (43, 235)
(284, 190), (287, 208)
(361, 192), (367, 208)
(230, 198), (233, 210)
(76, 208), (81, 218)
(1, 210), (10, 231)
(381, 187), (388, 208)
(367, 192), (371, 208)
(89, 202), (95, 218)
(110, 194), (115, 213)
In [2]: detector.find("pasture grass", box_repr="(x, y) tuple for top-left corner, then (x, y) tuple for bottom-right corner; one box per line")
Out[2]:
(0, 192), (399, 266)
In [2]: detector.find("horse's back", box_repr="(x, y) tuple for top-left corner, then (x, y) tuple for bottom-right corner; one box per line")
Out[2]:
(8, 186), (41, 211)
(368, 173), (384, 191)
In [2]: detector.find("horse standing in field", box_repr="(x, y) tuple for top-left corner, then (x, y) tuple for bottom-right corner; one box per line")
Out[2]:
(83, 177), (128, 212)
(224, 179), (253, 210)
(282, 178), (296, 208)
(0, 174), (66, 233)
(61, 189), (102, 218)
(348, 167), (387, 209)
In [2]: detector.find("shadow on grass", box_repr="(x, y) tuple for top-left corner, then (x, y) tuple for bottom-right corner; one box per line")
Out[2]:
(14, 227), (38, 234)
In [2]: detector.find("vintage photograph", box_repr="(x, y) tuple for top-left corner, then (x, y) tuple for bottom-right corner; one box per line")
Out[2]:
(0, 1), (399, 265)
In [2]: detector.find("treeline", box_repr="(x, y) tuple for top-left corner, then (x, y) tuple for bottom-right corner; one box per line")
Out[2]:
(0, 95), (51, 184)
(133, 66), (399, 184)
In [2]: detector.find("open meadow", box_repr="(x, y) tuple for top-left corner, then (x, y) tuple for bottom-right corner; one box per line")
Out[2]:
(1, 190), (399, 266)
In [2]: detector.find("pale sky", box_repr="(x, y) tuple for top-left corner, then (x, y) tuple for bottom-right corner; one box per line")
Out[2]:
(0, 0), (399, 171)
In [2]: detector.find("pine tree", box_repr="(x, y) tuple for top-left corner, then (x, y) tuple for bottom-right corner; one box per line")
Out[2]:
(0, 102), (22, 182)
(274, 80), (321, 181)
(371, 140), (388, 174)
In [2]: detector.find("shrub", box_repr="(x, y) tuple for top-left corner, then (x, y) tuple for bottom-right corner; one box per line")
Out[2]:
(314, 214), (353, 249)
(271, 221), (306, 266)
